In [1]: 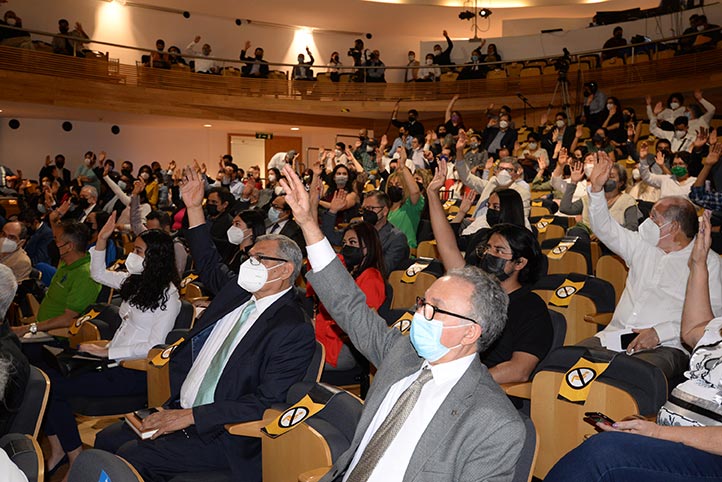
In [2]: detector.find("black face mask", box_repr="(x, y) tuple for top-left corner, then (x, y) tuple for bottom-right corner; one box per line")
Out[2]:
(77, 198), (90, 210)
(362, 209), (379, 225)
(603, 180), (618, 193)
(479, 253), (512, 282)
(56, 162), (65, 169)
(341, 245), (364, 268)
(592, 134), (604, 144)
(387, 186), (404, 203)
(206, 204), (219, 217)
(623, 114), (632, 123)
(486, 208), (501, 226)
(408, 115), (416, 123)
(121, 169), (132, 177)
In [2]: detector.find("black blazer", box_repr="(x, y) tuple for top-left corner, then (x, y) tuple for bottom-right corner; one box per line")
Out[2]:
(240, 50), (270, 78)
(170, 223), (315, 481)
(482, 127), (518, 156)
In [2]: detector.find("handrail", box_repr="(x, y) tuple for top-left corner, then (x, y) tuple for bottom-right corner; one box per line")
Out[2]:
(4, 21), (722, 74)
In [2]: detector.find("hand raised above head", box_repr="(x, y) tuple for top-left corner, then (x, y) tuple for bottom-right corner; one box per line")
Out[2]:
(278, 165), (313, 226)
(179, 165), (205, 208)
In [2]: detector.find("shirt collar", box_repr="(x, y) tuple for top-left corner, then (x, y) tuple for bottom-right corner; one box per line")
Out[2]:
(251, 286), (292, 314)
(423, 352), (477, 385)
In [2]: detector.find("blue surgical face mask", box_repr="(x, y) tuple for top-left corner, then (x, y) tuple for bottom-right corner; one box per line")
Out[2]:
(268, 206), (281, 224)
(409, 312), (472, 362)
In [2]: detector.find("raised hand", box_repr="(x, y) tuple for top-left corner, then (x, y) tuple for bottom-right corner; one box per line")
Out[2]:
(456, 129), (467, 151)
(589, 151), (612, 192)
(45, 155), (52, 166)
(97, 211), (117, 243)
(380, 134), (388, 149)
(575, 124), (584, 139)
(194, 35), (201, 44)
(711, 128), (718, 146)
(704, 142), (722, 166)
(694, 127), (709, 149)
(244, 40), (251, 50)
(690, 210), (712, 269)
(639, 142), (649, 159)
(570, 161), (584, 183)
(459, 189), (476, 214)
(278, 165), (314, 227)
(655, 150), (665, 166)
(539, 112), (548, 126)
(645, 95), (652, 106)
(98, 151), (107, 162)
(557, 147), (569, 166)
(653, 101), (664, 116)
(132, 179), (145, 196)
(179, 166), (205, 208)
(328, 190), (347, 214)
(695, 89), (704, 101)
(427, 159), (448, 194)
(103, 164), (111, 177)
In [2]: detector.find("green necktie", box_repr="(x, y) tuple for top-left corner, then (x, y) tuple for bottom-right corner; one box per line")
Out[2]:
(194, 300), (256, 406)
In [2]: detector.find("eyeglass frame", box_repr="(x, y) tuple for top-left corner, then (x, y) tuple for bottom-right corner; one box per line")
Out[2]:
(248, 254), (288, 266)
(415, 296), (477, 324)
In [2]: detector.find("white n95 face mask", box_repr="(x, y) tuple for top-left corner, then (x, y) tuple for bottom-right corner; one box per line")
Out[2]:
(496, 170), (513, 187)
(237, 258), (284, 293)
(0, 238), (17, 254)
(125, 252), (145, 274)
(227, 226), (247, 245)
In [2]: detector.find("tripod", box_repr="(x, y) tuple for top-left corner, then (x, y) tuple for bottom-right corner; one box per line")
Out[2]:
(547, 69), (573, 121)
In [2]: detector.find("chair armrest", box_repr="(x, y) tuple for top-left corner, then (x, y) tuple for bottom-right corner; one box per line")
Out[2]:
(225, 419), (267, 438)
(47, 328), (69, 337)
(120, 358), (148, 371)
(584, 313), (613, 326)
(84, 339), (109, 347)
(501, 381), (532, 400)
(298, 467), (332, 482)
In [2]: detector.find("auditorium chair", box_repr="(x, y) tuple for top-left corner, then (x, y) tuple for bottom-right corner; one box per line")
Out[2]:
(541, 237), (593, 275)
(594, 254), (629, 304)
(226, 382), (364, 482)
(533, 273), (616, 345)
(415, 240), (439, 259)
(388, 269), (438, 310)
(523, 346), (667, 479)
(67, 449), (142, 482)
(0, 433), (44, 482)
(8, 366), (50, 439)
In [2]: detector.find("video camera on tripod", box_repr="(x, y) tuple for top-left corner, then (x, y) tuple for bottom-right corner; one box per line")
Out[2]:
(554, 48), (572, 77)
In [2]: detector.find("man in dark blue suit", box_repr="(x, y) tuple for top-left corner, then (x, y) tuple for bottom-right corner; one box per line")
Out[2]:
(95, 166), (316, 482)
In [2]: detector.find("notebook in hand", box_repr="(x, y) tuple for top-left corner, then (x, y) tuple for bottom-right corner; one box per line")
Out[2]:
(125, 408), (162, 440)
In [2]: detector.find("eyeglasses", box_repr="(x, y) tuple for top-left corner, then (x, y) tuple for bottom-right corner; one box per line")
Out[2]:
(362, 205), (383, 212)
(497, 166), (515, 173)
(475, 244), (513, 259)
(415, 297), (477, 324)
(248, 254), (287, 266)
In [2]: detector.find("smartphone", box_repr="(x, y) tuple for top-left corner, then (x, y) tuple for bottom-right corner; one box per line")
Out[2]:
(583, 411), (615, 428)
(133, 408), (159, 421)
(620, 332), (637, 350)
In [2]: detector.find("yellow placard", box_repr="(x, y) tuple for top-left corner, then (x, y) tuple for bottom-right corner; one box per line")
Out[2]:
(150, 338), (185, 367)
(390, 312), (413, 334)
(69, 309), (101, 335)
(531, 200), (543, 207)
(400, 260), (431, 284)
(549, 279), (586, 307)
(547, 236), (579, 260)
(179, 273), (199, 295)
(262, 394), (327, 438)
(536, 217), (555, 234)
(557, 356), (610, 405)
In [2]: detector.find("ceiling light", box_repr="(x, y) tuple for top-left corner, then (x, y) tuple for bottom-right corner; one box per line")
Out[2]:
(479, 8), (493, 17)
(203, 124), (212, 128)
(458, 10), (475, 20)
(290, 127), (300, 131)
(0, 110), (3, 113)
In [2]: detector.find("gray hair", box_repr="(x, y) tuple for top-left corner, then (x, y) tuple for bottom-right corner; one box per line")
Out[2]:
(257, 234), (303, 281)
(446, 266), (508, 353)
(0, 357), (12, 399)
(657, 196), (698, 239)
(0, 264), (17, 319)
(81, 185), (98, 201)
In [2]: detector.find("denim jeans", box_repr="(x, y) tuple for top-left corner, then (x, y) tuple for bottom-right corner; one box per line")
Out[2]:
(545, 431), (722, 481)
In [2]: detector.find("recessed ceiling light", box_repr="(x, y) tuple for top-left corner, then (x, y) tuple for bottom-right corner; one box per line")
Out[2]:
(203, 124), (212, 128)
(290, 127), (300, 131)
(0, 110), (3, 113)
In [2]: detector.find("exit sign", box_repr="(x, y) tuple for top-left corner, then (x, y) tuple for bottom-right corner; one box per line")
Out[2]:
(255, 132), (273, 140)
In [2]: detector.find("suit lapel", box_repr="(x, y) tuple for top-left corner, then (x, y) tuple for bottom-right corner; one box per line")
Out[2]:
(402, 361), (482, 482)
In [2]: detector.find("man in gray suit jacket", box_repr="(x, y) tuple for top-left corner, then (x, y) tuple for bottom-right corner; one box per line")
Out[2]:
(279, 165), (525, 482)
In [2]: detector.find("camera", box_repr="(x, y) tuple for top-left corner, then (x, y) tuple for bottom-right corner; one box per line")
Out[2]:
(554, 48), (572, 76)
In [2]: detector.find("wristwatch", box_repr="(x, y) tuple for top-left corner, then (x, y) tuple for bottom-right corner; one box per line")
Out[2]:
(29, 322), (37, 335)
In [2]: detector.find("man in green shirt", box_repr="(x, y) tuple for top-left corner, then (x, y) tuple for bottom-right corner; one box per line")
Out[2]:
(12, 214), (100, 336)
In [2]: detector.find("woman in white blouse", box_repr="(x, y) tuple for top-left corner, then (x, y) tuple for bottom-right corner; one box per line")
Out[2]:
(43, 211), (181, 477)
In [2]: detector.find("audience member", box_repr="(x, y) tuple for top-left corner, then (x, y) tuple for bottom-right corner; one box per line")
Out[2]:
(0, 264), (28, 435)
(582, 81), (608, 132)
(602, 26), (628, 60)
(457, 48), (485, 80)
(268, 149), (298, 172)
(186, 36), (218, 74)
(545, 210), (722, 481)
(20, 209), (53, 266)
(240, 40), (269, 78)
(75, 151), (100, 191)
(225, 208), (266, 274)
(266, 195), (306, 256)
(404, 50), (420, 82)
(292, 47), (315, 80)
(12, 206), (100, 337)
(385, 163), (424, 248)
(364, 50), (386, 82)
(483, 113), (518, 158)
(206, 186), (235, 262)
(0, 10), (32, 49)
(150, 39), (170, 69)
(416, 53), (439, 81)
(327, 51), (343, 82)
(444, 95), (465, 136)
(391, 106), (425, 141)
(52, 19), (89, 57)
(43, 213), (181, 476)
(277, 165), (526, 482)
(432, 30), (455, 70)
(0, 221), (31, 283)
(580, 152), (722, 382)
(638, 144), (696, 199)
(319, 164), (359, 225)
(95, 166), (315, 482)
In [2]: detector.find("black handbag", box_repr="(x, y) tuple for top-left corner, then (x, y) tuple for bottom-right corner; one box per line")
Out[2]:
(42, 345), (113, 377)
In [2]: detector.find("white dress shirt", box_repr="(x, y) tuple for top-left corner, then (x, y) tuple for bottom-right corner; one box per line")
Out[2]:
(587, 188), (722, 351)
(306, 238), (476, 482)
(179, 287), (292, 408)
(638, 163), (696, 199)
(266, 218), (289, 234)
(268, 152), (291, 172)
(89, 247), (181, 360)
